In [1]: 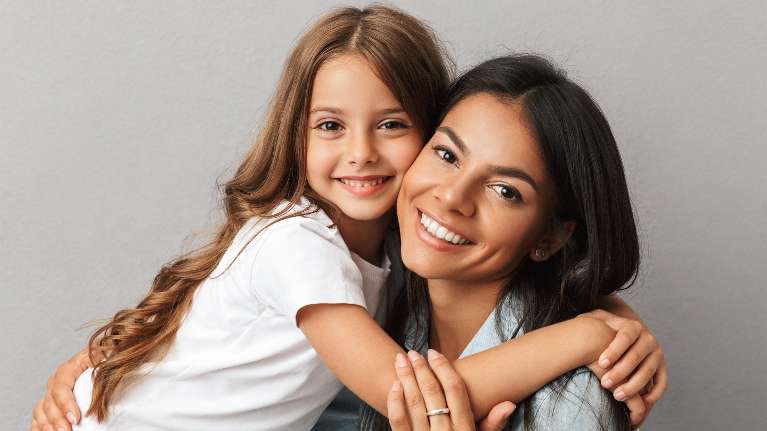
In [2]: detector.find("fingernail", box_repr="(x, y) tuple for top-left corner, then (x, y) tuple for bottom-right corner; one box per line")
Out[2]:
(67, 412), (77, 424)
(407, 350), (422, 363)
(502, 403), (515, 419)
(427, 349), (443, 360)
(599, 356), (610, 367)
(602, 377), (613, 388)
(614, 389), (626, 401)
(395, 353), (408, 368)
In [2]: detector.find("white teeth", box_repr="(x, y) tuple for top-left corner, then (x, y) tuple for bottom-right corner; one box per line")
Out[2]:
(339, 177), (387, 188)
(427, 220), (439, 235)
(419, 212), (470, 245)
(435, 226), (448, 239)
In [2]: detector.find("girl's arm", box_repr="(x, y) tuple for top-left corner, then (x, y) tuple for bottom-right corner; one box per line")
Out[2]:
(298, 303), (616, 420)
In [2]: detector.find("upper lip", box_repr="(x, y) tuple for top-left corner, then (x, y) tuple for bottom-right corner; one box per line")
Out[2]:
(417, 207), (474, 243)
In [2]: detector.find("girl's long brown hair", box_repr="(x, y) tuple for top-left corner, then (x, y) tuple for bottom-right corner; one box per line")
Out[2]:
(86, 5), (451, 421)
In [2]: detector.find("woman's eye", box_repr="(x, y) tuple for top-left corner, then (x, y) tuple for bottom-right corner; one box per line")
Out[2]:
(379, 120), (407, 130)
(316, 121), (342, 132)
(490, 184), (522, 202)
(435, 147), (457, 164)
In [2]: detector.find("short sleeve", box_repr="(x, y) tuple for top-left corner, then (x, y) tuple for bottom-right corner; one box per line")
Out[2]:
(250, 217), (366, 323)
(524, 369), (621, 430)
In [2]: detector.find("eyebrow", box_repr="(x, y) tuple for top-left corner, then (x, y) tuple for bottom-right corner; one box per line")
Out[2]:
(438, 126), (468, 154)
(437, 126), (538, 191)
(490, 166), (538, 191)
(309, 106), (406, 115)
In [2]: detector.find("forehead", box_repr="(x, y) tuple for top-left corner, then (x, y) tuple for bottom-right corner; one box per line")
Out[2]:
(310, 53), (401, 111)
(441, 93), (548, 178)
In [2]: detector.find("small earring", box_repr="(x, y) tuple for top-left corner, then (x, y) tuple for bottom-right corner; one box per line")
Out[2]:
(534, 248), (546, 259)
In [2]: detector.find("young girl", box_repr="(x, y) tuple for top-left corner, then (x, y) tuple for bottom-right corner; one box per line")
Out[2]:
(31, 6), (664, 431)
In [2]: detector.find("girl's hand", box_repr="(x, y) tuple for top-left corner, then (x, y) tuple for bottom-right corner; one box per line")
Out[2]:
(388, 350), (516, 431)
(582, 309), (668, 428)
(30, 349), (94, 431)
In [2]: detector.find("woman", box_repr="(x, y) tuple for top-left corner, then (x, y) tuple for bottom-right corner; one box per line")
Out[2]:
(377, 54), (657, 430)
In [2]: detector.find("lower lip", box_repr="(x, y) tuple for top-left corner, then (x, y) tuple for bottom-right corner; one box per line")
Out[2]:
(336, 177), (392, 197)
(415, 211), (470, 252)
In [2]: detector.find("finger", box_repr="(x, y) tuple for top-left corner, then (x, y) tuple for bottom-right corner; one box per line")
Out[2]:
(42, 393), (72, 431)
(388, 381), (413, 431)
(612, 350), (661, 400)
(477, 401), (516, 431)
(602, 332), (656, 390)
(424, 349), (472, 429)
(32, 399), (50, 427)
(407, 350), (450, 429)
(51, 382), (81, 425)
(623, 394), (647, 426)
(597, 319), (643, 370)
(395, 353), (430, 431)
(643, 359), (668, 405)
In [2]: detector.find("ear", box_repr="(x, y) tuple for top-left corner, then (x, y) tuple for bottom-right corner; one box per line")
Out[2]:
(529, 219), (576, 262)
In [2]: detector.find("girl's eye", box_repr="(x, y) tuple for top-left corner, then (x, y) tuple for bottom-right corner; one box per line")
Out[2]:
(490, 184), (523, 202)
(435, 147), (457, 164)
(316, 121), (343, 132)
(379, 120), (407, 130)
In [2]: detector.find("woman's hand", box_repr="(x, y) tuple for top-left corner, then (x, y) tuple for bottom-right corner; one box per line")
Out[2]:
(30, 348), (95, 431)
(582, 309), (668, 428)
(387, 350), (516, 431)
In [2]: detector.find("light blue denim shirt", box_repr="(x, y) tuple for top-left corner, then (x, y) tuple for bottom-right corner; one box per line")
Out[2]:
(313, 297), (621, 430)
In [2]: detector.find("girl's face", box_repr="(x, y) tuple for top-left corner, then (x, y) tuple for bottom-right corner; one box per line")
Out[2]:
(306, 54), (423, 223)
(397, 93), (560, 283)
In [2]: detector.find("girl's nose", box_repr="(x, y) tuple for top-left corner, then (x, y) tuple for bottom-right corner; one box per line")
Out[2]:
(345, 132), (378, 166)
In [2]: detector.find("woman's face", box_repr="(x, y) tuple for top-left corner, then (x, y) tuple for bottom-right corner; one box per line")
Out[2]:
(397, 93), (559, 283)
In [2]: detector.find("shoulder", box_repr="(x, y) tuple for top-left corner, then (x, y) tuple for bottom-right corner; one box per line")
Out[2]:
(247, 199), (348, 256)
(527, 368), (621, 430)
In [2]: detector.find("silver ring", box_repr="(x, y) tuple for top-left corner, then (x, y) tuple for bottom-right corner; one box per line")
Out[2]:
(426, 407), (450, 416)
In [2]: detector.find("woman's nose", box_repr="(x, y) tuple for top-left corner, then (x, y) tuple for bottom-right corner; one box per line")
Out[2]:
(345, 131), (378, 166)
(432, 175), (475, 217)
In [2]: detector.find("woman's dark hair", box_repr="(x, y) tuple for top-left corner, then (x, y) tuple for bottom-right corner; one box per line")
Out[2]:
(361, 54), (639, 430)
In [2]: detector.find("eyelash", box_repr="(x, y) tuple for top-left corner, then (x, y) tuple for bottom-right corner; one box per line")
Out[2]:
(489, 184), (523, 203)
(434, 145), (458, 165)
(433, 145), (523, 203)
(313, 119), (410, 134)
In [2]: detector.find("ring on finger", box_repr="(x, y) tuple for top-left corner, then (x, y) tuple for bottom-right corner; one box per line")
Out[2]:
(640, 377), (655, 395)
(426, 407), (450, 417)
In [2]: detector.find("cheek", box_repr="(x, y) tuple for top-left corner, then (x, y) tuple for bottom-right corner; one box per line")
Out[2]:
(483, 209), (545, 262)
(386, 137), (424, 173)
(306, 140), (337, 181)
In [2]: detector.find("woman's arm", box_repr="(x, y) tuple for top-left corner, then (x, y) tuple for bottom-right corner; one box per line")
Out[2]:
(298, 304), (615, 419)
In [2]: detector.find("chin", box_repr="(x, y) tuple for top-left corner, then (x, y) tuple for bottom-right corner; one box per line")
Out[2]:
(338, 202), (393, 222)
(401, 244), (445, 279)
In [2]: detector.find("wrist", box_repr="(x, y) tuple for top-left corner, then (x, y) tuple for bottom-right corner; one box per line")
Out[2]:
(576, 316), (615, 364)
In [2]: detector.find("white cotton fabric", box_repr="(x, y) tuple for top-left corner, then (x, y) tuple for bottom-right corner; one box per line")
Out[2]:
(73, 198), (391, 431)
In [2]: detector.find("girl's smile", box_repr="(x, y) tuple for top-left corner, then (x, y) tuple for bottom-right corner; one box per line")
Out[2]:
(306, 54), (423, 224)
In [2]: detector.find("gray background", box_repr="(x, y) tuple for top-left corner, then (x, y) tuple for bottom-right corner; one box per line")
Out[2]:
(2, 0), (765, 429)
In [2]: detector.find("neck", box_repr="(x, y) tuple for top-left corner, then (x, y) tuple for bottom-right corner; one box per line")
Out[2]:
(427, 277), (506, 361)
(336, 211), (392, 266)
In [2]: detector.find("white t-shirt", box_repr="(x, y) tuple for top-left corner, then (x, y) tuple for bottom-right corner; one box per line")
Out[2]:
(73, 198), (392, 431)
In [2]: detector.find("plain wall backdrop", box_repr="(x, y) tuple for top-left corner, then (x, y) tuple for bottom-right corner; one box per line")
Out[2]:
(2, 1), (766, 429)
